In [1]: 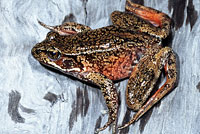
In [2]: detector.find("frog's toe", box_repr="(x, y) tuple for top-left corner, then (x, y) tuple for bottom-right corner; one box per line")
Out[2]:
(95, 116), (117, 133)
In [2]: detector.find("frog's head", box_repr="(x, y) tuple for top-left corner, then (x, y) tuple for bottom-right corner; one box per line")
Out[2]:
(32, 32), (83, 74)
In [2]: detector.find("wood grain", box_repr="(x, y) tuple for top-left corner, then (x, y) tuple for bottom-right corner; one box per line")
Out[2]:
(0, 0), (200, 134)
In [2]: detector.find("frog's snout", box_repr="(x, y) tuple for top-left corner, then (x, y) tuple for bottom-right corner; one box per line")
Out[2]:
(31, 43), (44, 59)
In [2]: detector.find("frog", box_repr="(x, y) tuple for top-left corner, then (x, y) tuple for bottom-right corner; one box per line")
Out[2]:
(31, 0), (177, 133)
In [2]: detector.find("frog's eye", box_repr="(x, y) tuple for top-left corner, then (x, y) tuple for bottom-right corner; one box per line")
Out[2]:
(46, 32), (57, 41)
(47, 47), (61, 60)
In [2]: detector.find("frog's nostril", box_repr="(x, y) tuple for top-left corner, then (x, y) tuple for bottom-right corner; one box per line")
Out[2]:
(35, 49), (42, 55)
(31, 46), (42, 58)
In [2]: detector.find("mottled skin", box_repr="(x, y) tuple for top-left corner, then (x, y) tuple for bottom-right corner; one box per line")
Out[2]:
(32, 0), (177, 133)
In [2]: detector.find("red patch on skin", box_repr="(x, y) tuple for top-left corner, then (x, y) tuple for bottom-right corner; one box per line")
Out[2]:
(126, 0), (163, 27)
(102, 52), (137, 80)
(135, 10), (162, 27)
(61, 28), (77, 35)
(79, 51), (138, 81)
(54, 57), (65, 67)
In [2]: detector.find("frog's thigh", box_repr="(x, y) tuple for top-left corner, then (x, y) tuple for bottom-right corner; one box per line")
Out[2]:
(126, 47), (177, 111)
(125, 63), (154, 111)
(120, 47), (177, 129)
(84, 72), (119, 132)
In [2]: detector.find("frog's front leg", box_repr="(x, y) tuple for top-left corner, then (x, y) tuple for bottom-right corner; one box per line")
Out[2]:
(83, 72), (119, 133)
(119, 47), (177, 130)
(38, 20), (91, 35)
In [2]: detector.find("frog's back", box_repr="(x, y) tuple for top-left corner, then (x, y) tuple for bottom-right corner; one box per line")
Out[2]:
(60, 25), (161, 56)
(55, 25), (161, 80)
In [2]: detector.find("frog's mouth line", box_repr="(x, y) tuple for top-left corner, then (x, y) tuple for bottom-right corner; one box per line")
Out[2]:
(39, 61), (82, 78)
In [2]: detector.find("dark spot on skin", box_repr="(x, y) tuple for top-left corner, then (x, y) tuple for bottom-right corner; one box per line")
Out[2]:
(168, 0), (187, 30)
(8, 90), (25, 123)
(94, 116), (102, 132)
(119, 109), (131, 134)
(168, 58), (175, 66)
(62, 13), (76, 23)
(139, 107), (153, 133)
(168, 69), (176, 78)
(196, 82), (200, 92)
(63, 59), (74, 69)
(68, 87), (90, 131)
(186, 0), (198, 30)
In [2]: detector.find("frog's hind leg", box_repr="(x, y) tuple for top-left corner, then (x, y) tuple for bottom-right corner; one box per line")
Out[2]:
(84, 72), (119, 133)
(111, 0), (171, 39)
(118, 47), (177, 130)
(37, 20), (91, 35)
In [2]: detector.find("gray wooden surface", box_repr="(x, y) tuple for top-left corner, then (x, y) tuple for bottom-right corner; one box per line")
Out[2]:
(0, 0), (200, 134)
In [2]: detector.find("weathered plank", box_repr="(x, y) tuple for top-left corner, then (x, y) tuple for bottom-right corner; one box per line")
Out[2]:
(0, 0), (200, 134)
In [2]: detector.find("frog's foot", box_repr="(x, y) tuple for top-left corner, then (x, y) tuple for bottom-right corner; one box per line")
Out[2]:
(85, 72), (119, 133)
(118, 47), (177, 130)
(37, 20), (91, 35)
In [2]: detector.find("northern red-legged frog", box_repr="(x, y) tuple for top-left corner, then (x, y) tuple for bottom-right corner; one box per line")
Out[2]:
(32, 0), (177, 133)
